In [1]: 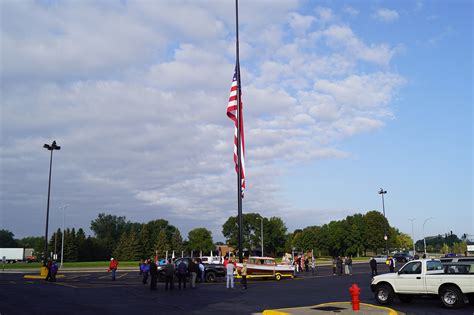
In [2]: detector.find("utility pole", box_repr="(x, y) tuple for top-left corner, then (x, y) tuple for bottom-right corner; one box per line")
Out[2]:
(43, 140), (61, 266)
(260, 217), (264, 257)
(378, 188), (388, 256)
(408, 218), (416, 256)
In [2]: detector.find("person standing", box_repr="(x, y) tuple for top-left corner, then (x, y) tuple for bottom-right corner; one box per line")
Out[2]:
(45, 259), (53, 281)
(344, 256), (349, 275)
(241, 261), (247, 289)
(198, 260), (205, 283)
(389, 256), (395, 273)
(332, 257), (337, 275)
(347, 256), (353, 275)
(50, 260), (58, 282)
(188, 259), (198, 289)
(109, 258), (119, 281)
(370, 257), (377, 276)
(139, 259), (144, 276)
(336, 256), (342, 276)
(304, 257), (309, 272)
(141, 259), (150, 284)
(177, 259), (187, 290)
(226, 258), (236, 289)
(149, 259), (158, 291)
(164, 259), (175, 291)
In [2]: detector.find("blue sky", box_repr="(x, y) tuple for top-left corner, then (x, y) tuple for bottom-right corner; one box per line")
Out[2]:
(1, 0), (472, 243)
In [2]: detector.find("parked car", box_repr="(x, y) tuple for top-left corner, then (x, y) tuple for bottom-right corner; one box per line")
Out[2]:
(373, 255), (388, 264)
(393, 253), (413, 263)
(157, 257), (226, 283)
(371, 259), (474, 308)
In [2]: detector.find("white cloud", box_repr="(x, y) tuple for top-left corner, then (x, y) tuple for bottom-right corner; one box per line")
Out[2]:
(1, 1), (404, 240)
(321, 25), (395, 65)
(288, 12), (315, 35)
(343, 6), (359, 16)
(373, 8), (400, 22)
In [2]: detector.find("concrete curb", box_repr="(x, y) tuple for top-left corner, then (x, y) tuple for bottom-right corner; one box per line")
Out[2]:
(261, 302), (403, 315)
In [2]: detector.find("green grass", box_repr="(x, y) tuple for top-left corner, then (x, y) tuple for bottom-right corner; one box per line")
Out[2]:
(1, 261), (139, 269)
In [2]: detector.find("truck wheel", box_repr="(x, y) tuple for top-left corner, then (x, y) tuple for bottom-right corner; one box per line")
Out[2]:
(440, 286), (464, 309)
(205, 272), (216, 283)
(275, 273), (281, 281)
(398, 294), (413, 303)
(375, 284), (394, 305)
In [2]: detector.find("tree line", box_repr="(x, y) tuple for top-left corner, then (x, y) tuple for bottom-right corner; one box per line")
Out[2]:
(1, 210), (471, 262)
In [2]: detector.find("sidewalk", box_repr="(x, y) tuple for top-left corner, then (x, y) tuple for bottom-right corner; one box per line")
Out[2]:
(261, 302), (403, 315)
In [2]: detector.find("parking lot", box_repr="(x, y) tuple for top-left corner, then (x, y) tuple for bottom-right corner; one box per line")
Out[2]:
(1, 263), (473, 314)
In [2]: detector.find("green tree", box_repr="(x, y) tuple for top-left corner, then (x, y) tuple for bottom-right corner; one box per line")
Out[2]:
(441, 243), (450, 254)
(264, 217), (287, 256)
(223, 213), (287, 255)
(170, 228), (184, 253)
(17, 236), (44, 257)
(76, 228), (87, 261)
(0, 229), (18, 247)
(155, 229), (170, 258)
(90, 213), (129, 255)
(395, 232), (413, 251)
(63, 228), (78, 262)
(187, 228), (214, 253)
(139, 224), (153, 258)
(363, 211), (389, 254)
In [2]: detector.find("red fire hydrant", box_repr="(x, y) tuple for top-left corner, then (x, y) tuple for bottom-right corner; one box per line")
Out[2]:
(349, 283), (361, 311)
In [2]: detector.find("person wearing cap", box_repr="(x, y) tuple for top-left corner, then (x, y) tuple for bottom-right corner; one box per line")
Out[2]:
(108, 257), (119, 281)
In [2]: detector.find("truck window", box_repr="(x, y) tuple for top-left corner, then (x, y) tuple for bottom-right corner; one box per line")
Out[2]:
(426, 260), (443, 271)
(399, 261), (422, 274)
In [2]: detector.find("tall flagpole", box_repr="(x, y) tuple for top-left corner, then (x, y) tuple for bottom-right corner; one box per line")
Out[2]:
(235, 0), (243, 264)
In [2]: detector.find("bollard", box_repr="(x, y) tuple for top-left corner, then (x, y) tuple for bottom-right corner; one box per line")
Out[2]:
(349, 283), (361, 311)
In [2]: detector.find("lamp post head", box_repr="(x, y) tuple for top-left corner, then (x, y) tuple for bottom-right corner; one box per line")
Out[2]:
(44, 141), (61, 151)
(378, 188), (387, 195)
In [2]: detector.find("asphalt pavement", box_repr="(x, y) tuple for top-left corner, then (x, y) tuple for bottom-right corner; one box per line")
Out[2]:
(1, 262), (473, 314)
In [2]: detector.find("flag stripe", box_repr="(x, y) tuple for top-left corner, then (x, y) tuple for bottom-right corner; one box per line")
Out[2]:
(226, 66), (245, 196)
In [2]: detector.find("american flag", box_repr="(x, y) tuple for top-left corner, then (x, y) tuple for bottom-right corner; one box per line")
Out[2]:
(226, 66), (246, 197)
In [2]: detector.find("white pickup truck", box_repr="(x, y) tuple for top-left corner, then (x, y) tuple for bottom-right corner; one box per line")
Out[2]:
(370, 259), (474, 309)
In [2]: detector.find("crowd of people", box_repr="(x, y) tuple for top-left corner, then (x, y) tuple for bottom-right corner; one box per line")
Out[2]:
(331, 256), (354, 276)
(292, 255), (317, 276)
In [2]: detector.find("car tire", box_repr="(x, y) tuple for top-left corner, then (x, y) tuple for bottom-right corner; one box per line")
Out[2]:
(275, 273), (281, 281)
(205, 271), (216, 283)
(440, 286), (464, 309)
(398, 294), (413, 303)
(375, 284), (394, 305)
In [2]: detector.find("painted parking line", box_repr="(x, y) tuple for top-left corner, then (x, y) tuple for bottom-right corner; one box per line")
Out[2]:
(116, 272), (128, 279)
(53, 282), (80, 289)
(67, 274), (91, 279)
(263, 301), (401, 315)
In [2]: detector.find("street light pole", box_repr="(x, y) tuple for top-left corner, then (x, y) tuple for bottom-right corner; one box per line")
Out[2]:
(408, 218), (416, 256)
(378, 188), (388, 256)
(43, 140), (61, 266)
(60, 204), (69, 268)
(423, 217), (434, 256)
(259, 217), (264, 257)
